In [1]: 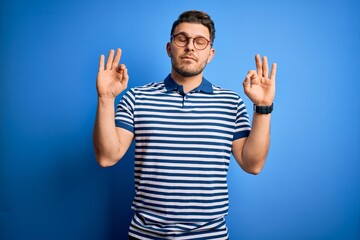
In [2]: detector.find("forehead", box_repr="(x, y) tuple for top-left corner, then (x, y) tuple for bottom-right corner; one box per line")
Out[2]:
(173, 22), (210, 38)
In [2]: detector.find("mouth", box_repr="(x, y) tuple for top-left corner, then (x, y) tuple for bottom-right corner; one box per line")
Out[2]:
(181, 55), (197, 62)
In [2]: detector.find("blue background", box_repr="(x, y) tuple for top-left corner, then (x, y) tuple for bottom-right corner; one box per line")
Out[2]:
(1, 0), (359, 239)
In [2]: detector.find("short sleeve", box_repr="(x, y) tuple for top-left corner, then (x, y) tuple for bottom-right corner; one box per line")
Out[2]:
(233, 96), (251, 140)
(115, 89), (136, 133)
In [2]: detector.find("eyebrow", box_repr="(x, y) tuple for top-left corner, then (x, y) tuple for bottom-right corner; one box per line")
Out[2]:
(173, 31), (208, 39)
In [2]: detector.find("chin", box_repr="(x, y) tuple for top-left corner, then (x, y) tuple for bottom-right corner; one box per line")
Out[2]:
(177, 70), (202, 77)
(173, 65), (203, 77)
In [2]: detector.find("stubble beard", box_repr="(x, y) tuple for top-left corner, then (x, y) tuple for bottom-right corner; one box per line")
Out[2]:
(171, 58), (207, 77)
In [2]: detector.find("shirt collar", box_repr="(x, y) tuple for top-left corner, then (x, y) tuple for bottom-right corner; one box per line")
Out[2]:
(164, 74), (213, 94)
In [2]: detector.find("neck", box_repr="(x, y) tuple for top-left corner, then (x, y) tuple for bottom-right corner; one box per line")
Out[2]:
(171, 71), (203, 93)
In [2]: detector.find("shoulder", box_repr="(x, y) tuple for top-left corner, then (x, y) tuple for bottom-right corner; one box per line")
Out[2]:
(211, 85), (242, 100)
(130, 81), (166, 94)
(122, 81), (165, 96)
(133, 81), (165, 90)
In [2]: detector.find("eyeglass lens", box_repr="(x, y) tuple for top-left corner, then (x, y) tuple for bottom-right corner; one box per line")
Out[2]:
(173, 33), (209, 50)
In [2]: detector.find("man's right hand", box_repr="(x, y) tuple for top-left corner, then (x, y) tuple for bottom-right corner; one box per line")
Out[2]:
(96, 48), (129, 99)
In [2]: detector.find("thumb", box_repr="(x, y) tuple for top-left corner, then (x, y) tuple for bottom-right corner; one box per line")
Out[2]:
(243, 70), (256, 93)
(122, 67), (129, 89)
(243, 75), (251, 92)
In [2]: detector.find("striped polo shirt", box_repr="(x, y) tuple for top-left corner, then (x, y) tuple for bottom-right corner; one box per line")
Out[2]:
(115, 74), (251, 240)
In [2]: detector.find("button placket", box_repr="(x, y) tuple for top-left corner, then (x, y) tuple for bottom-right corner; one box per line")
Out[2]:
(183, 93), (192, 109)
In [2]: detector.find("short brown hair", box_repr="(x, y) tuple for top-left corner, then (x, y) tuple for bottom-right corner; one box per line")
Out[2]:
(170, 10), (216, 44)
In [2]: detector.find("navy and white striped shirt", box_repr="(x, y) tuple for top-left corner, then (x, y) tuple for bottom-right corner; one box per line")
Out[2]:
(115, 74), (251, 240)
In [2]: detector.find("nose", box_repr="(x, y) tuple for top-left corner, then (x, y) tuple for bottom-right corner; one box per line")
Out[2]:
(184, 38), (195, 51)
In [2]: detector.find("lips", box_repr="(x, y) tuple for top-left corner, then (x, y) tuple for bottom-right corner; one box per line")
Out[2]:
(181, 55), (197, 61)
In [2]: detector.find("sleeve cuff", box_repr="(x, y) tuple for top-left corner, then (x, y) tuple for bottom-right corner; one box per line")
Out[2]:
(115, 121), (134, 133)
(233, 130), (250, 141)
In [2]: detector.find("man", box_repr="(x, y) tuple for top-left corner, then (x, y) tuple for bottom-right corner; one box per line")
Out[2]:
(93, 10), (276, 240)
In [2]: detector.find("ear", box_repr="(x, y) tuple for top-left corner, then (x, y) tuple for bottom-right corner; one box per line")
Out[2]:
(166, 42), (172, 57)
(207, 48), (215, 64)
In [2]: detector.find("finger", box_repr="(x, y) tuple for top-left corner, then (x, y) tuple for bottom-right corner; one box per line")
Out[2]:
(105, 49), (115, 70)
(270, 63), (277, 81)
(263, 56), (269, 78)
(116, 63), (126, 73)
(243, 74), (251, 87)
(255, 54), (262, 76)
(116, 66), (129, 89)
(243, 75), (251, 94)
(112, 48), (122, 70)
(98, 54), (105, 71)
(122, 67), (129, 88)
(247, 70), (258, 85)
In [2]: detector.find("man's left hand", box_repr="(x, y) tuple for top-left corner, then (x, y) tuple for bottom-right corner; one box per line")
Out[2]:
(243, 54), (277, 106)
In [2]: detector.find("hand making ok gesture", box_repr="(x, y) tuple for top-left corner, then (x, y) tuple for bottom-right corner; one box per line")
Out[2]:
(96, 48), (129, 99)
(243, 54), (277, 106)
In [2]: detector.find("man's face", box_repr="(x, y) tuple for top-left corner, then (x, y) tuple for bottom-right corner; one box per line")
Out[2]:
(167, 23), (215, 77)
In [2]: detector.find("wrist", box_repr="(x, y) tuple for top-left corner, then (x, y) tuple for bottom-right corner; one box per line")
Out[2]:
(253, 103), (273, 114)
(98, 95), (116, 105)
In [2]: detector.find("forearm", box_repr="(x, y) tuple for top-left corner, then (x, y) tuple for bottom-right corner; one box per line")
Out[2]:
(242, 113), (271, 174)
(93, 97), (121, 166)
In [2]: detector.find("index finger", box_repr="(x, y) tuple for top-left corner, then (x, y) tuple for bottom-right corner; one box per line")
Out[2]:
(255, 54), (263, 76)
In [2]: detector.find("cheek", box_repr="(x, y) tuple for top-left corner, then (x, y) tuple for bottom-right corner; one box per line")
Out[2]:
(168, 47), (178, 59)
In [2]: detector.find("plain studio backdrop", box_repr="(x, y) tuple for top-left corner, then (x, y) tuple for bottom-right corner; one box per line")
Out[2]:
(1, 0), (359, 239)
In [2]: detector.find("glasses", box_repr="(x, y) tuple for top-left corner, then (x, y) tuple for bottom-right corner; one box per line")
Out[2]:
(171, 33), (211, 50)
